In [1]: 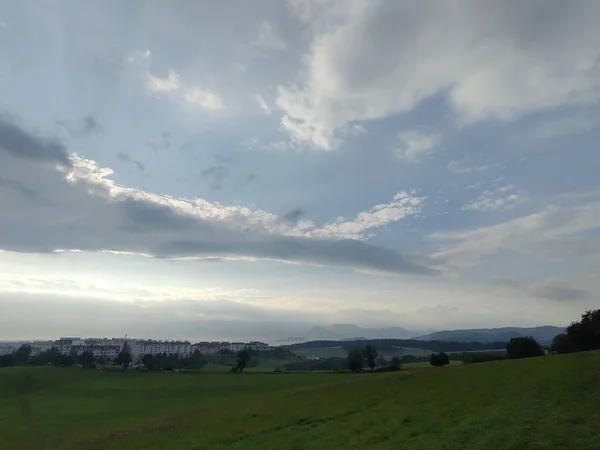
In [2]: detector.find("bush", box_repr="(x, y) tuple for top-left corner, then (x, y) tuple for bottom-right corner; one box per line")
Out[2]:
(430, 352), (450, 367)
(506, 337), (544, 359)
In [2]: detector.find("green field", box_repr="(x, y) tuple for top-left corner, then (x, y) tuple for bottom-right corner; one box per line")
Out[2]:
(291, 345), (433, 359)
(1, 351), (599, 449)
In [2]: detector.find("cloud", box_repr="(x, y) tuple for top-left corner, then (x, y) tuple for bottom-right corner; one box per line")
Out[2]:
(395, 131), (441, 163)
(200, 165), (230, 190)
(255, 20), (286, 50)
(306, 191), (424, 240)
(534, 113), (599, 139)
(185, 87), (224, 110)
(430, 199), (600, 268)
(57, 115), (104, 138)
(282, 208), (304, 224)
(125, 49), (223, 111)
(462, 184), (527, 212)
(254, 93), (271, 115)
(116, 152), (145, 172)
(146, 69), (181, 93)
(0, 117), (72, 167)
(0, 117), (433, 276)
(0, 175), (36, 197)
(0, 292), (323, 341)
(279, 1), (600, 149)
(495, 278), (589, 303)
(446, 160), (502, 175)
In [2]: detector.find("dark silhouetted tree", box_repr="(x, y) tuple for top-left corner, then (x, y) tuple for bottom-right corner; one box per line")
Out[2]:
(550, 333), (572, 354)
(13, 344), (32, 365)
(390, 356), (402, 369)
(347, 347), (364, 372)
(116, 350), (133, 369)
(565, 309), (600, 352)
(363, 345), (378, 371)
(506, 336), (544, 359)
(142, 354), (156, 370)
(235, 349), (251, 372)
(430, 352), (450, 367)
(78, 350), (95, 368)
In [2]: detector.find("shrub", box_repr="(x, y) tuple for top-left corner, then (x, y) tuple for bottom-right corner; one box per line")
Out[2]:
(506, 337), (544, 359)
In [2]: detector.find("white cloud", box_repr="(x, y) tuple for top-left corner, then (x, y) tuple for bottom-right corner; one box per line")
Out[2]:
(462, 185), (527, 212)
(446, 160), (502, 175)
(279, 1), (600, 149)
(146, 69), (181, 93)
(126, 49), (223, 111)
(430, 199), (600, 268)
(254, 93), (271, 115)
(307, 191), (424, 240)
(534, 113), (599, 139)
(185, 88), (224, 110)
(255, 20), (286, 50)
(0, 119), (431, 275)
(395, 131), (440, 163)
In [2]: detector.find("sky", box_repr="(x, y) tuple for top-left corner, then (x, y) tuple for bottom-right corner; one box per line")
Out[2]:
(1, 0), (599, 342)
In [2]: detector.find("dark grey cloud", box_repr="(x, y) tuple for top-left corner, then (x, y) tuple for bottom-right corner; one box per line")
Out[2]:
(0, 175), (36, 197)
(0, 116), (72, 167)
(118, 198), (202, 233)
(532, 285), (587, 302)
(156, 237), (437, 276)
(116, 152), (146, 171)
(244, 173), (257, 184)
(282, 208), (304, 224)
(201, 165), (230, 190)
(0, 118), (436, 276)
(496, 278), (588, 302)
(57, 114), (103, 137)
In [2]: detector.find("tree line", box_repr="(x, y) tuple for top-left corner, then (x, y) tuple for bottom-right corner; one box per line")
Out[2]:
(289, 338), (508, 353)
(551, 310), (600, 354)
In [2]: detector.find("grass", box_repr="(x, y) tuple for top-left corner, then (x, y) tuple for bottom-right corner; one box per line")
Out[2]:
(292, 346), (432, 359)
(1, 351), (599, 449)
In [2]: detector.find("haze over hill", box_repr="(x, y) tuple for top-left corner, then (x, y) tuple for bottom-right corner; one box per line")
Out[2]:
(284, 324), (564, 345)
(415, 326), (564, 345)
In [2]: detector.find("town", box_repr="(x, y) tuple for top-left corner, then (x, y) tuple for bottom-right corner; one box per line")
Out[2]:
(0, 337), (270, 363)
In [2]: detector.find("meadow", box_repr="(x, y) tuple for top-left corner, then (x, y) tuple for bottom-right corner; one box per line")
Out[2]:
(1, 351), (598, 449)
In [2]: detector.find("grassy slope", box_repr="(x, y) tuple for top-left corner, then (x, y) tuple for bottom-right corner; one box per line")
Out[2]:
(1, 351), (599, 449)
(292, 346), (433, 359)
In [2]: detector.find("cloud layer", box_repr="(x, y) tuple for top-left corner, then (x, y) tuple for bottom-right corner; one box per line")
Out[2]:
(279, 0), (600, 149)
(0, 117), (433, 275)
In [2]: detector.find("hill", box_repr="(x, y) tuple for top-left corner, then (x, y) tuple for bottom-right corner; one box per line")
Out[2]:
(416, 325), (564, 344)
(1, 351), (598, 449)
(303, 324), (417, 341)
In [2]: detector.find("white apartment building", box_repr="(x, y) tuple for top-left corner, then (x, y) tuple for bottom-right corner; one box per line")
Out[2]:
(30, 341), (55, 356)
(131, 340), (192, 361)
(1, 337), (268, 361)
(0, 344), (18, 356)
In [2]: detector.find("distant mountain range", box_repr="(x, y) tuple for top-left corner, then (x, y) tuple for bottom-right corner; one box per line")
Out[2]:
(303, 324), (422, 341)
(284, 324), (565, 345)
(415, 326), (564, 345)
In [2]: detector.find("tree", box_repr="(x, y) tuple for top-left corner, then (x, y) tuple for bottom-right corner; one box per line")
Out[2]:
(13, 344), (32, 365)
(550, 333), (572, 354)
(430, 352), (450, 367)
(33, 348), (62, 365)
(363, 345), (378, 371)
(565, 309), (600, 352)
(116, 350), (132, 369)
(78, 350), (95, 368)
(142, 354), (156, 370)
(235, 349), (251, 372)
(506, 336), (544, 359)
(389, 356), (402, 370)
(347, 347), (364, 372)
